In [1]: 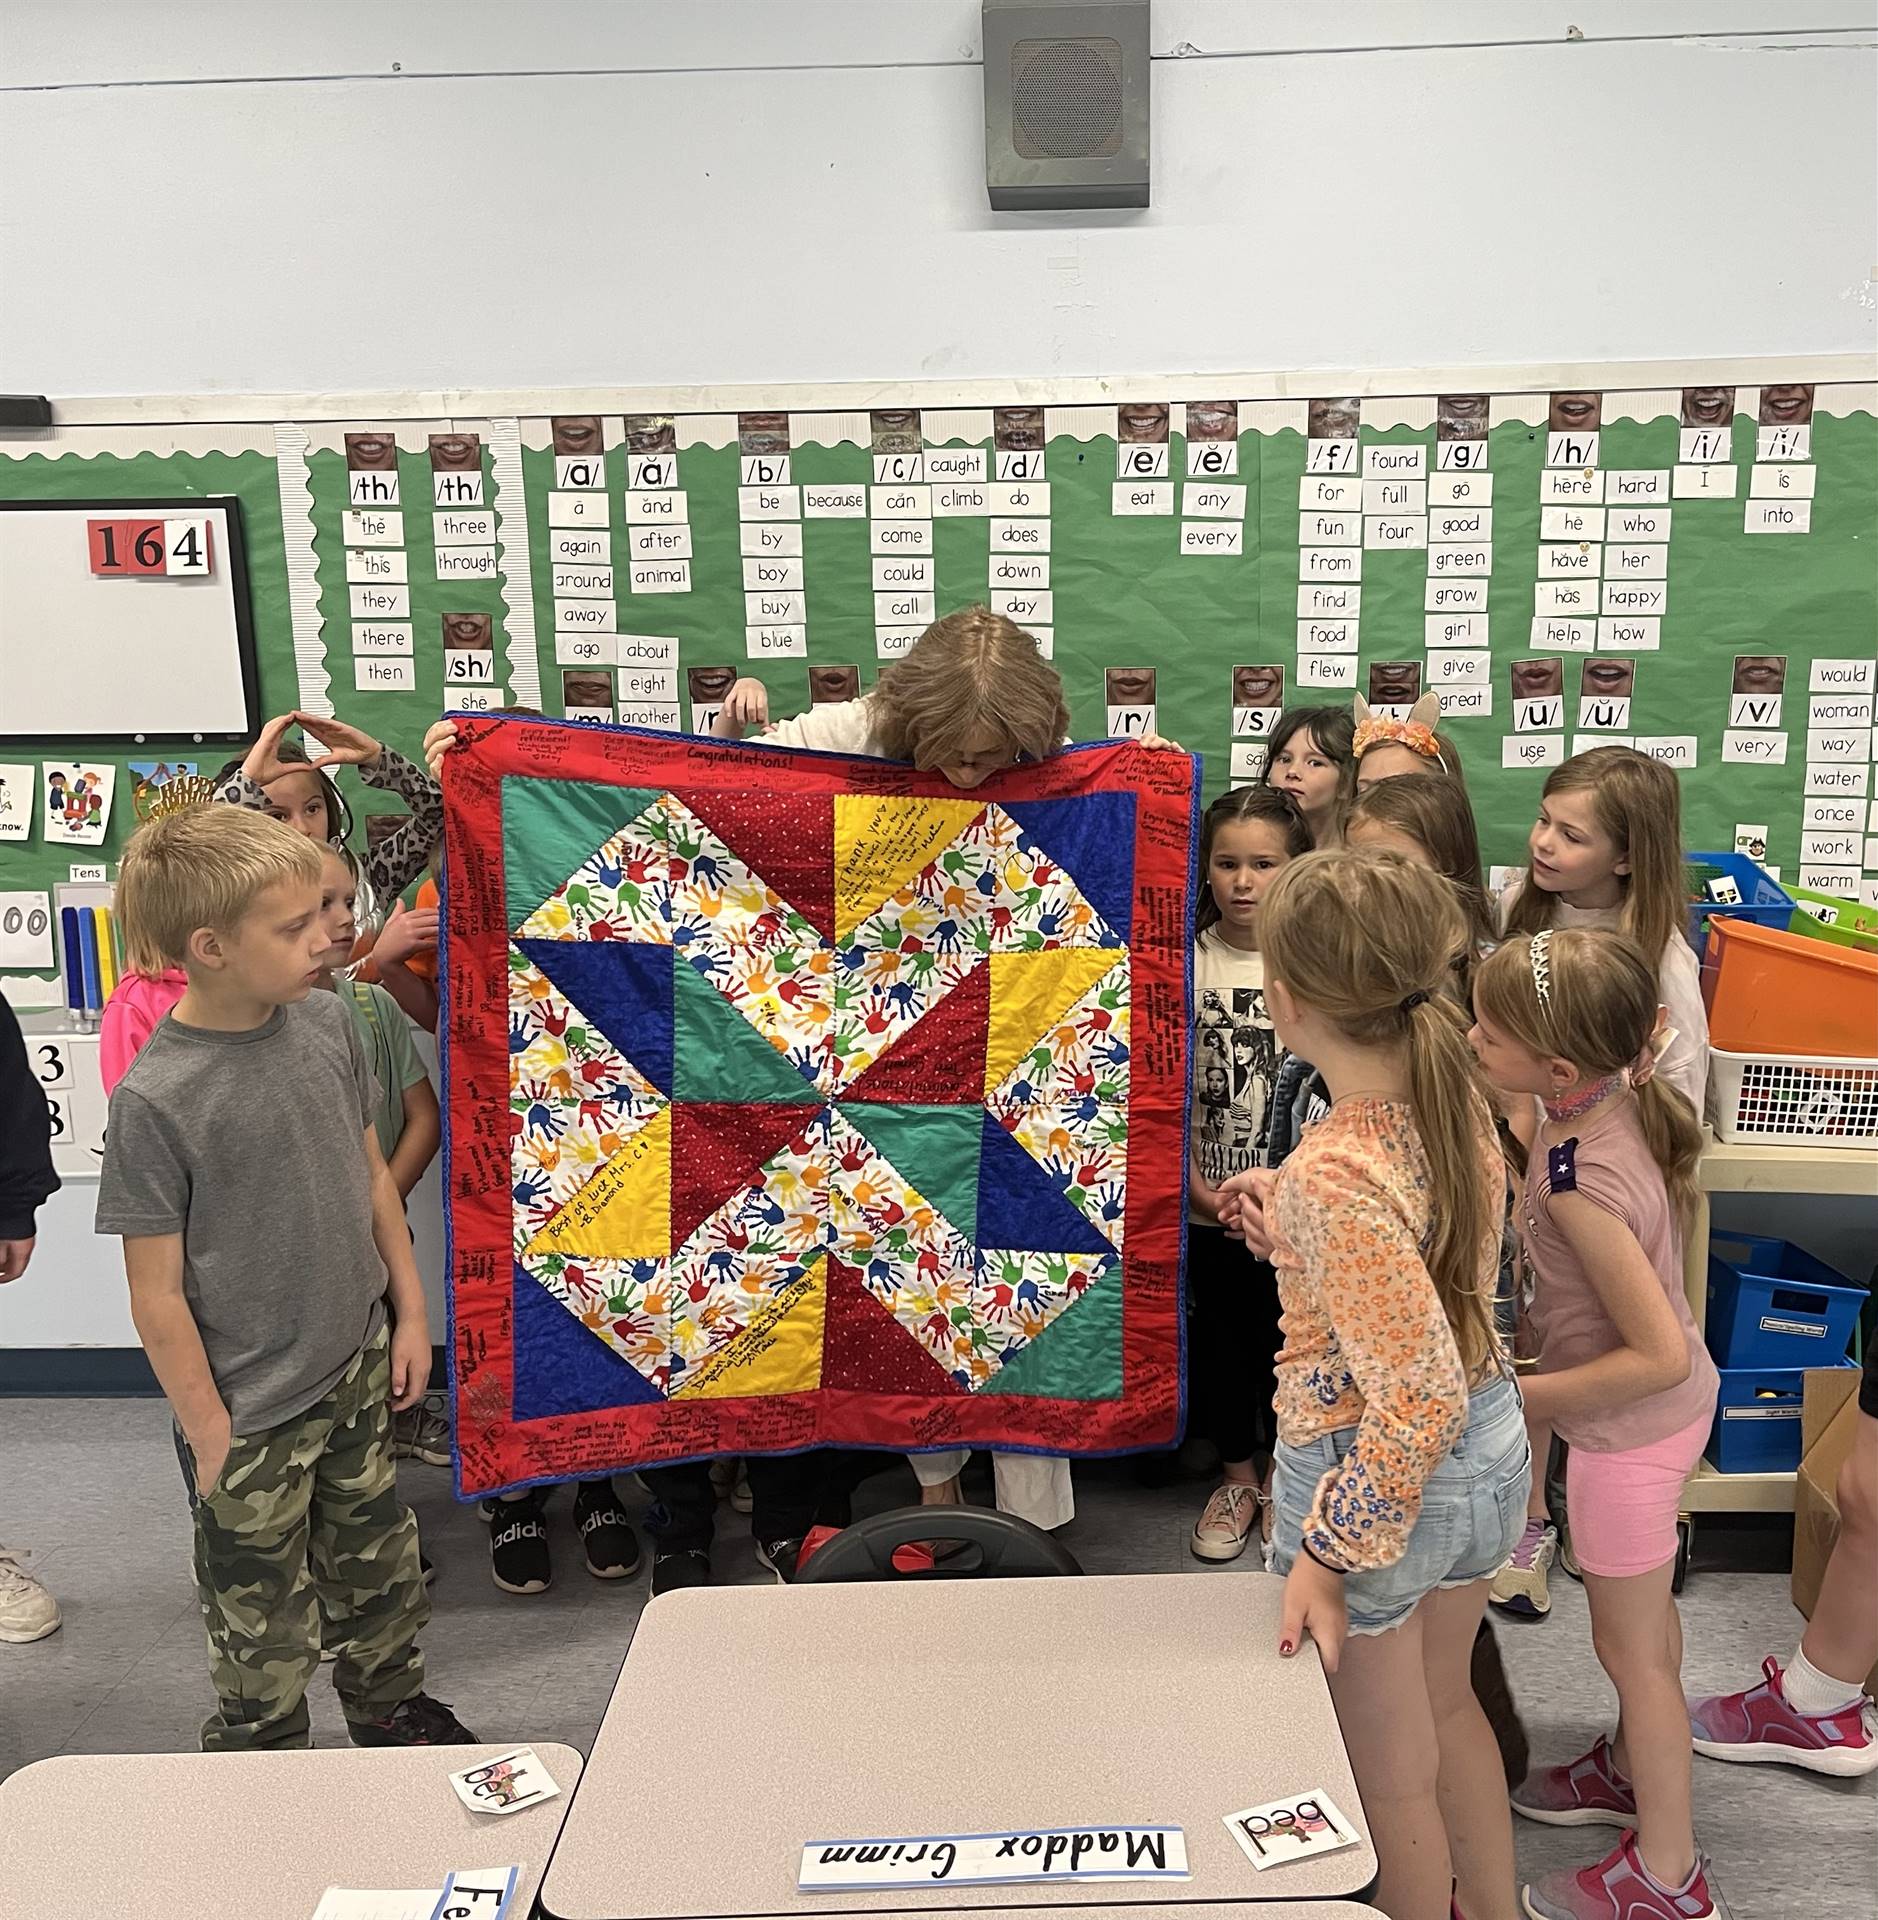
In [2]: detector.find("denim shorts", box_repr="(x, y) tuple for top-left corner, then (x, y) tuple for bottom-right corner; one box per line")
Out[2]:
(1271, 1372), (1531, 1635)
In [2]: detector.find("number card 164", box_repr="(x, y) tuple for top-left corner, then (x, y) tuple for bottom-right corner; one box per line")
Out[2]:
(86, 517), (214, 577)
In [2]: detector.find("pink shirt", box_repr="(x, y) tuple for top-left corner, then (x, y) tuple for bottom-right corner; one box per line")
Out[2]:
(99, 969), (187, 1095)
(1518, 1103), (1718, 1453)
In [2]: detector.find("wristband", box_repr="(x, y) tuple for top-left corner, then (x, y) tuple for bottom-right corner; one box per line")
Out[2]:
(1302, 1539), (1348, 1576)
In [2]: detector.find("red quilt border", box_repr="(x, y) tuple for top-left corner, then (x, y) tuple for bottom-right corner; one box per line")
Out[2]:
(440, 718), (1196, 1498)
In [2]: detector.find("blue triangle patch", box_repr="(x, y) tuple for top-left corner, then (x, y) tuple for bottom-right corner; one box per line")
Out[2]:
(510, 1262), (665, 1420)
(1005, 793), (1138, 942)
(975, 1110), (1110, 1256)
(516, 938), (673, 1096)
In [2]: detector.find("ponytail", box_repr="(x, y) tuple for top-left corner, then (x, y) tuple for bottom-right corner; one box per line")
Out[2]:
(1261, 849), (1503, 1380)
(1402, 992), (1501, 1379)
(1634, 1076), (1703, 1239)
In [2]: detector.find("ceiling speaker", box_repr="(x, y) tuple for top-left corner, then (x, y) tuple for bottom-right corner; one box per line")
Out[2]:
(985, 0), (1149, 210)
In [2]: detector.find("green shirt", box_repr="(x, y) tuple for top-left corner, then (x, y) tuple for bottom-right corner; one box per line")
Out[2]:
(336, 978), (427, 1162)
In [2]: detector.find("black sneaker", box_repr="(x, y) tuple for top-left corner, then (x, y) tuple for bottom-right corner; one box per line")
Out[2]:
(650, 1547), (711, 1596)
(755, 1537), (806, 1583)
(574, 1478), (643, 1580)
(348, 1692), (478, 1747)
(489, 1490), (552, 1595)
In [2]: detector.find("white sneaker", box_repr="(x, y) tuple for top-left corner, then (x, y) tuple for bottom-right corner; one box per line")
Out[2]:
(0, 1545), (61, 1644)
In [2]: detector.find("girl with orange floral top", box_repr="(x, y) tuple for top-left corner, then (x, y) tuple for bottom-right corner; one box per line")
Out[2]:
(1221, 849), (1529, 1920)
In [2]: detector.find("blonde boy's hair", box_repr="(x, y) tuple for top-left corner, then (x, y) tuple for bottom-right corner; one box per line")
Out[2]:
(869, 605), (1069, 769)
(118, 808), (323, 973)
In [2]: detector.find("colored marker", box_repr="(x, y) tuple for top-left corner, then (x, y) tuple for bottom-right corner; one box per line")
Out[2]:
(60, 907), (83, 1013)
(77, 908), (102, 1018)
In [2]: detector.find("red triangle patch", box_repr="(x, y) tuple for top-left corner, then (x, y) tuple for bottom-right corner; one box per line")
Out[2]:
(680, 788), (835, 944)
(670, 1102), (826, 1249)
(822, 1257), (963, 1395)
(844, 958), (991, 1106)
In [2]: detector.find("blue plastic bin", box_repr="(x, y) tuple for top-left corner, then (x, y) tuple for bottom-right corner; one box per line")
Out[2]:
(1708, 1358), (1858, 1474)
(1706, 1233), (1866, 1369)
(1684, 852), (1794, 952)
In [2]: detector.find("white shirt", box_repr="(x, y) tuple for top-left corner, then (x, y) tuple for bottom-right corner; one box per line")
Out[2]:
(1496, 874), (1710, 1116)
(755, 696), (885, 757)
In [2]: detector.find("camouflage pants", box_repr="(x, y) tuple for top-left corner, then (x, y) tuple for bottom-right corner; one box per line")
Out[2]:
(175, 1330), (428, 1751)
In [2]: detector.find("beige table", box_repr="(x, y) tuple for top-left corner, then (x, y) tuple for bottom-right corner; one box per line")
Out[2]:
(0, 1742), (584, 1920)
(541, 1573), (1374, 1918)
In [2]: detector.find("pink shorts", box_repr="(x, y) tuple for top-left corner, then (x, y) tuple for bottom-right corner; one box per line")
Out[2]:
(1565, 1411), (1710, 1578)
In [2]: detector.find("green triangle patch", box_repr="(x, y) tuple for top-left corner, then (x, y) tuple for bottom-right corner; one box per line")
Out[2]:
(502, 778), (665, 933)
(837, 1101), (982, 1246)
(671, 954), (822, 1103)
(978, 1256), (1123, 1401)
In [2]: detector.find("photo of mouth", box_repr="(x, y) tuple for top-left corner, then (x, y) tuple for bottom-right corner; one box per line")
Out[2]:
(1680, 387), (1736, 429)
(1185, 401), (1239, 443)
(1117, 402), (1170, 445)
(625, 414), (677, 455)
(870, 408), (923, 454)
(1308, 397), (1361, 440)
(737, 411), (791, 457)
(1580, 658), (1636, 700)
(428, 432), (481, 471)
(344, 431), (398, 470)
(686, 665), (737, 704)
(1367, 661), (1422, 705)
(561, 669), (614, 711)
(1232, 663), (1284, 707)
(1511, 659), (1564, 701)
(552, 415), (604, 457)
(1105, 667), (1157, 705)
(1436, 393), (1489, 441)
(1758, 384), (1815, 426)
(808, 664), (861, 705)
(442, 613), (493, 651)
(1732, 655), (1788, 695)
(993, 406), (1045, 451)
(1549, 391), (1603, 432)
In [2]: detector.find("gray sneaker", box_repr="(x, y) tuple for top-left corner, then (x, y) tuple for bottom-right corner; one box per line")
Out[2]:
(391, 1395), (452, 1467)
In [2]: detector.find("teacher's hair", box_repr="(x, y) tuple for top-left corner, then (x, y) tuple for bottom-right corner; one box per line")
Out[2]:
(869, 606), (1070, 770)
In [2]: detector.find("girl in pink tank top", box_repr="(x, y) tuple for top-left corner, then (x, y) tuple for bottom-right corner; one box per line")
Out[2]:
(1470, 928), (1722, 1920)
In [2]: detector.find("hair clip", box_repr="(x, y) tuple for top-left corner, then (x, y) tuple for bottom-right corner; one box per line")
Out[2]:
(1529, 930), (1553, 1008)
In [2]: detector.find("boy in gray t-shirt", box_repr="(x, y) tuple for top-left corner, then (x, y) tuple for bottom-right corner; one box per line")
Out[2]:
(97, 804), (475, 1752)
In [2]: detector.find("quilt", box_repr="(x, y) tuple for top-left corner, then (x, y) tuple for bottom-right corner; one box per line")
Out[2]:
(440, 717), (1197, 1497)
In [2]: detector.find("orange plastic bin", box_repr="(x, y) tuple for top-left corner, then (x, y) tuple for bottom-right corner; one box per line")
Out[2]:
(1702, 917), (1878, 1057)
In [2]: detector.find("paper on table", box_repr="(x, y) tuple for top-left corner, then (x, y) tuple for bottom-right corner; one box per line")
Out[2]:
(447, 1746), (562, 1816)
(309, 1890), (441, 1920)
(799, 1826), (1189, 1892)
(1222, 1789), (1360, 1871)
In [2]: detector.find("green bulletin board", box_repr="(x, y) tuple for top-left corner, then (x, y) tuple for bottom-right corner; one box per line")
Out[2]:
(2, 383), (1873, 991)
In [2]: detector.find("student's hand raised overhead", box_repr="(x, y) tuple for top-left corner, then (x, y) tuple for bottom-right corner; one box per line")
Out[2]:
(716, 677), (770, 737)
(243, 711), (384, 787)
(422, 719), (460, 779)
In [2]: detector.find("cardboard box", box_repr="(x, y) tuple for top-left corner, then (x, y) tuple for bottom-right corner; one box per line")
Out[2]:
(1790, 1364), (1878, 1700)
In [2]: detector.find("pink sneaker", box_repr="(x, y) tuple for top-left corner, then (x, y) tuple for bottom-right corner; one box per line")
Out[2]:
(1511, 1735), (1638, 1828)
(1689, 1655), (1878, 1777)
(1521, 1832), (1718, 1920)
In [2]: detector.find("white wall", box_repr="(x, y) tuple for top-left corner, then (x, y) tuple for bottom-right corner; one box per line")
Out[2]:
(3, 1), (1873, 404)
(2, 0), (1873, 1356)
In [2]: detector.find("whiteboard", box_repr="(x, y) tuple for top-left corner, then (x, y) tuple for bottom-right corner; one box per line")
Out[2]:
(0, 498), (260, 741)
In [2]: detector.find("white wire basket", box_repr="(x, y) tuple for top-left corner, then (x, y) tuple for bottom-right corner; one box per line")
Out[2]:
(1707, 1046), (1878, 1147)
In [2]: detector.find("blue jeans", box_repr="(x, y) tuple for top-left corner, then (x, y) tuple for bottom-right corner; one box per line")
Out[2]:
(1270, 1372), (1530, 1635)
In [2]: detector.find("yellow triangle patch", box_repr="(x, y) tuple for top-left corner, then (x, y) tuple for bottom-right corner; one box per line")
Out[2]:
(522, 1107), (671, 1261)
(983, 947), (1126, 1095)
(670, 1256), (826, 1399)
(834, 796), (986, 941)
